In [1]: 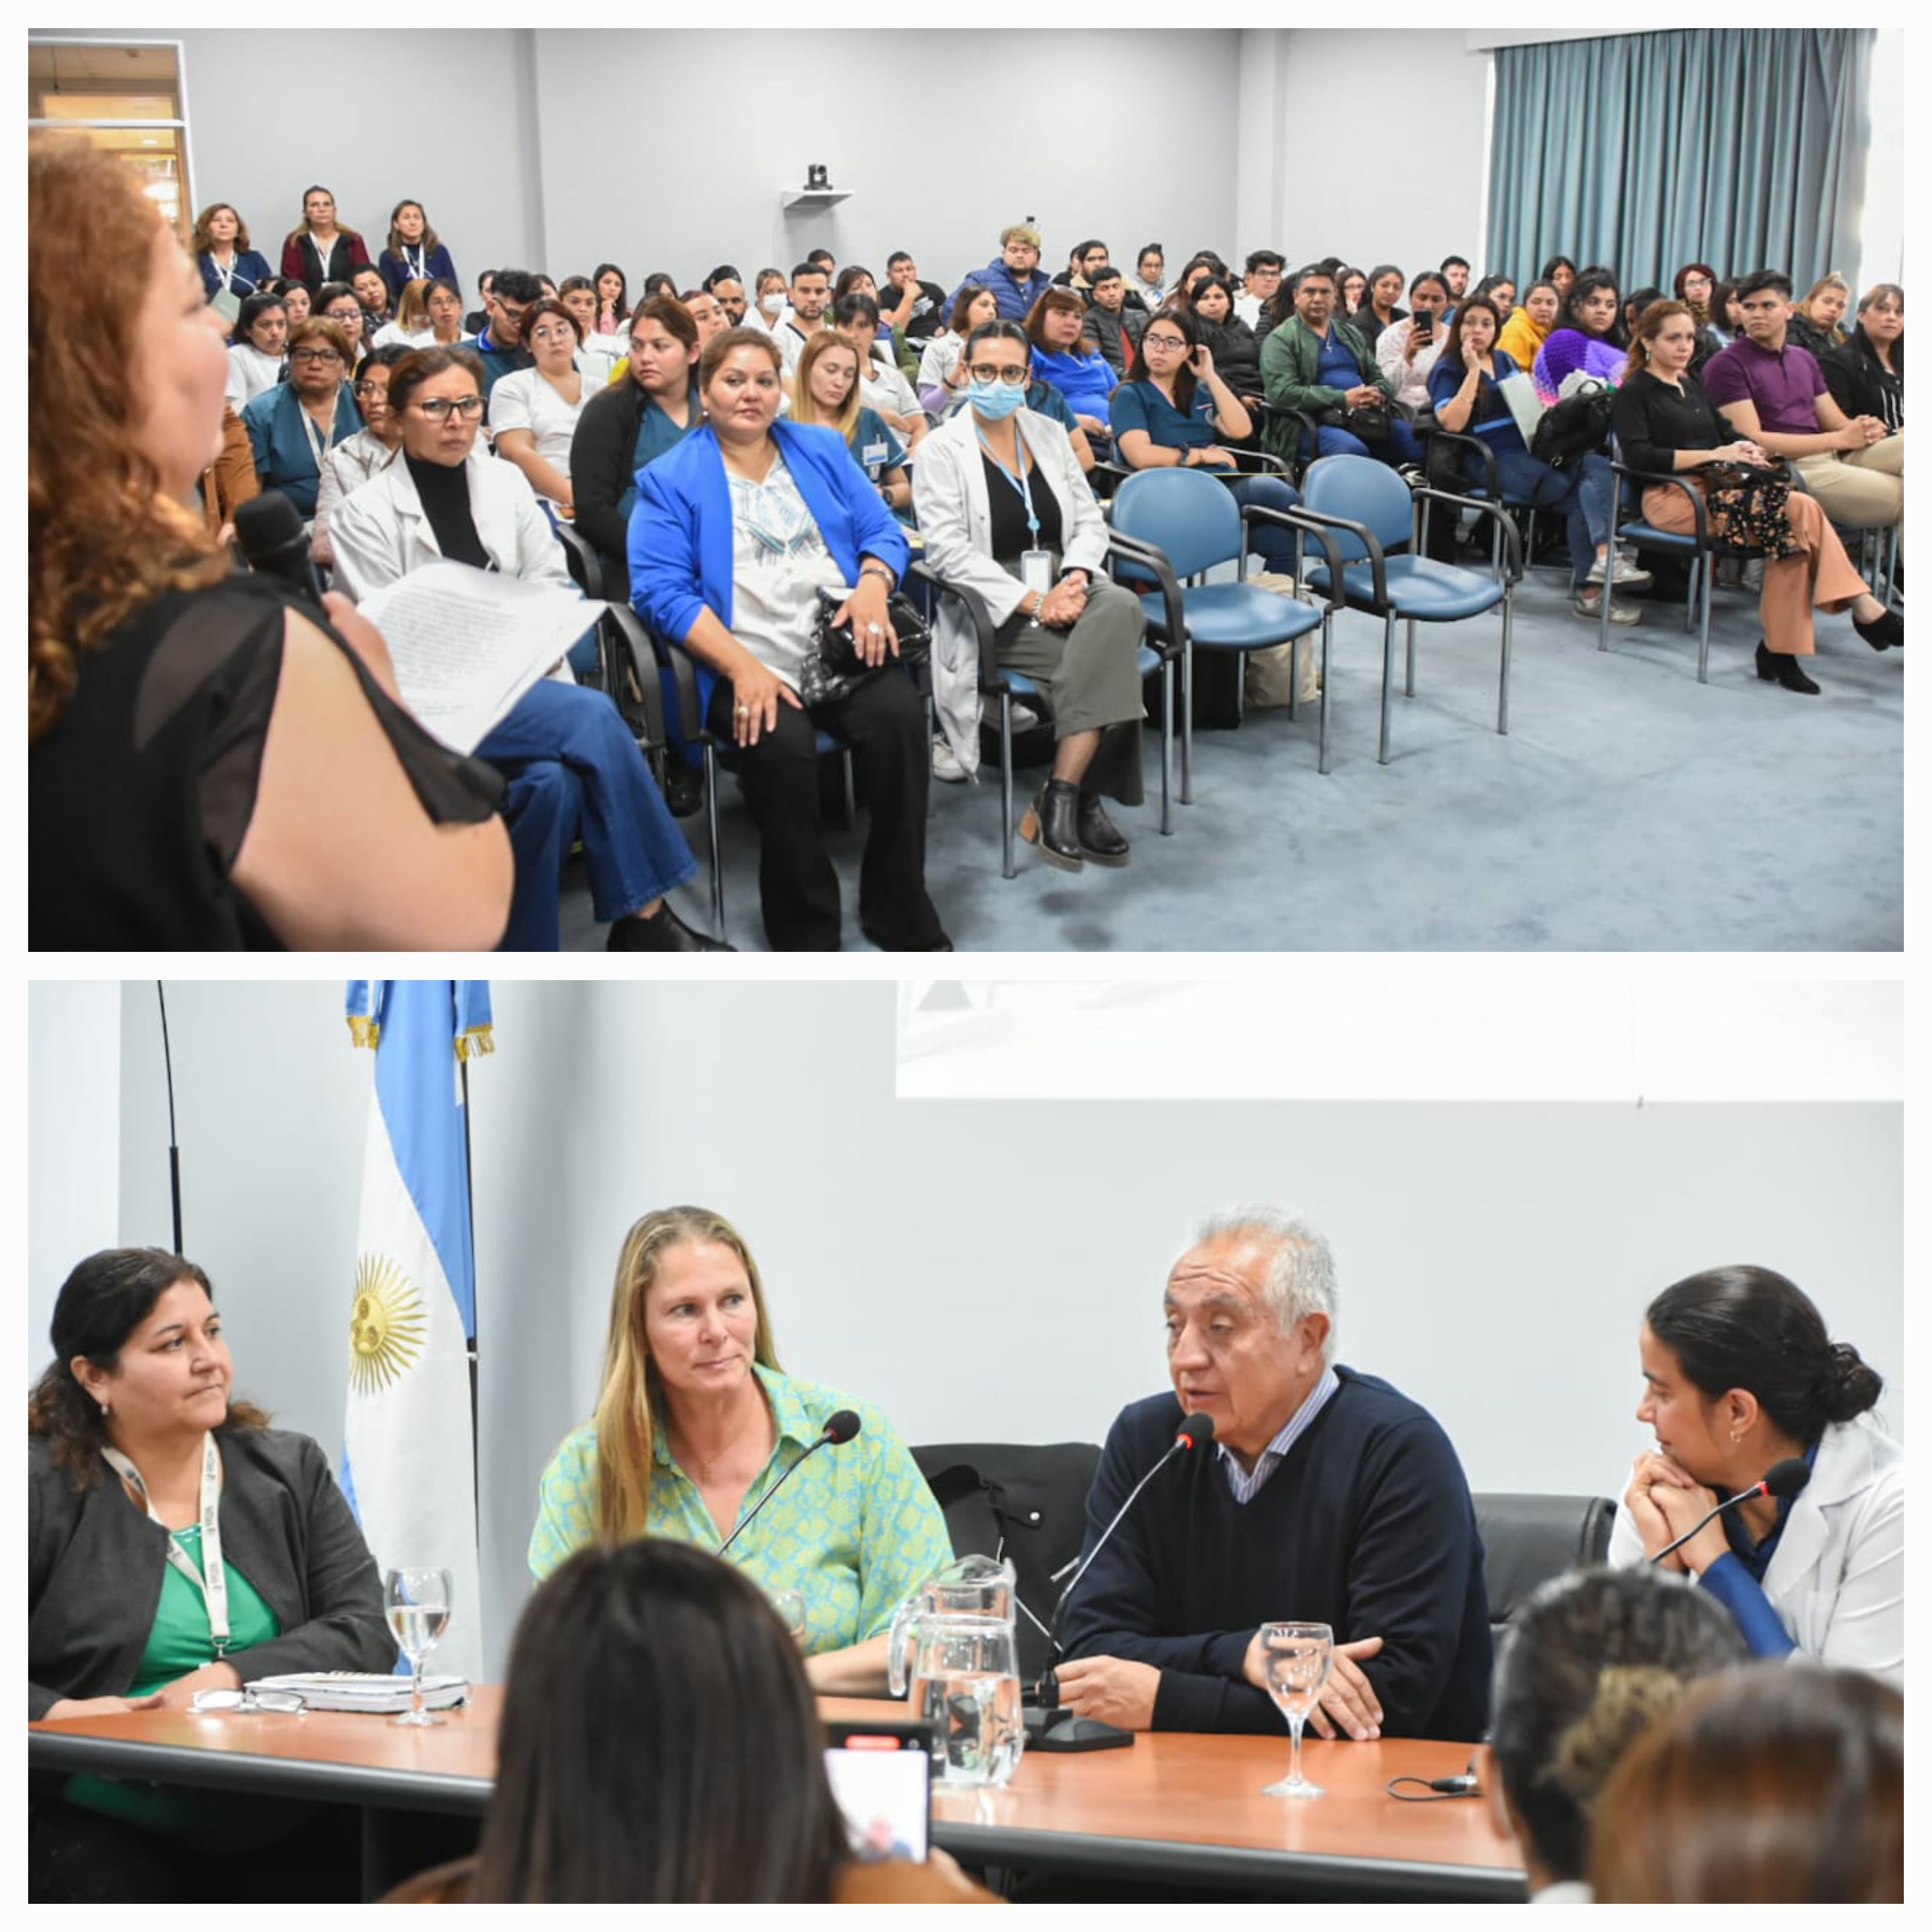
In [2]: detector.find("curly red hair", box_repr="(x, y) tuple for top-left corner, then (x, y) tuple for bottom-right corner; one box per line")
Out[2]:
(30, 135), (229, 742)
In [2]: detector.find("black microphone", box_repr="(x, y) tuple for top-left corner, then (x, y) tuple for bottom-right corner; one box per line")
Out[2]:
(234, 490), (329, 610)
(1649, 1458), (1812, 1567)
(1032, 1412), (1215, 1725)
(716, 1409), (860, 1561)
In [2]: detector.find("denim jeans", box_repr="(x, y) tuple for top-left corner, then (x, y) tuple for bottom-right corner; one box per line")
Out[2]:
(1304, 417), (1423, 468)
(1489, 448), (1615, 588)
(478, 678), (697, 949)
(1220, 474), (1303, 578)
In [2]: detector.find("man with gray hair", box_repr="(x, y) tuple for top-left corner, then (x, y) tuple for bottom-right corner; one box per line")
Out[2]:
(1055, 1210), (1491, 1737)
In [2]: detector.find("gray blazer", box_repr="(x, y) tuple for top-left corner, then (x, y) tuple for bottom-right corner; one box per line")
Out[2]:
(30, 1426), (393, 1719)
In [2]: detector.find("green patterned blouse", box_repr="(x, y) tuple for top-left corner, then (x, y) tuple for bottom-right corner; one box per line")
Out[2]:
(527, 1364), (953, 1654)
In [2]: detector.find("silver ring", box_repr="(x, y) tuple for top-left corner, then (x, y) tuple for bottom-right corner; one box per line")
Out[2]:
(735, 702), (750, 714)
(866, 622), (883, 635)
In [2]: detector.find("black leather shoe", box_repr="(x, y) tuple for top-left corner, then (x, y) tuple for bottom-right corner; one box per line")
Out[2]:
(606, 904), (735, 951)
(861, 923), (954, 952)
(1075, 794), (1130, 866)
(1854, 606), (1903, 651)
(1756, 641), (1819, 694)
(1022, 778), (1085, 871)
(663, 762), (704, 816)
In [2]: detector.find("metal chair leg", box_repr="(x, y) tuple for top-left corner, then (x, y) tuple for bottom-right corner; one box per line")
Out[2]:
(1379, 610), (1397, 765)
(703, 745), (724, 940)
(1179, 637), (1195, 805)
(1684, 555), (1699, 635)
(924, 693), (936, 820)
(1405, 616), (1417, 698)
(1498, 588), (1513, 735)
(1000, 690), (1016, 880)
(1317, 614), (1333, 775)
(1159, 662), (1174, 836)
(1696, 555), (1712, 684)
(1599, 562), (1612, 652)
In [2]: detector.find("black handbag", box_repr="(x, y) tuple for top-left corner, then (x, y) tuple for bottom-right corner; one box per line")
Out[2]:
(1321, 400), (1392, 449)
(798, 591), (931, 706)
(1701, 460), (1803, 560)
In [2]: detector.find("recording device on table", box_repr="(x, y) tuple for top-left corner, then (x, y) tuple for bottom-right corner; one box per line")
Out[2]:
(716, 1409), (860, 1562)
(1648, 1457), (1811, 1568)
(1023, 1411), (1217, 1754)
(824, 1719), (933, 1862)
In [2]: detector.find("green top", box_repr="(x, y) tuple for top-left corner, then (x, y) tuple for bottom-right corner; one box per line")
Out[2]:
(67, 1525), (296, 1851)
(1258, 313), (1397, 460)
(528, 1364), (953, 1652)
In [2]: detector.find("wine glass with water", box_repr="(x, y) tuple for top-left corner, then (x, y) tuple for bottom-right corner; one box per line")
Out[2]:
(384, 1566), (453, 1727)
(1259, 1620), (1334, 1798)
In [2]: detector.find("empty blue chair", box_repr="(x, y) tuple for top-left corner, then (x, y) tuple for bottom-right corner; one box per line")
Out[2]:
(1296, 454), (1522, 766)
(1110, 468), (1342, 784)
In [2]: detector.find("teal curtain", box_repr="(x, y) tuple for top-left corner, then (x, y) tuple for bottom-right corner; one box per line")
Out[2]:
(1487, 30), (1873, 293)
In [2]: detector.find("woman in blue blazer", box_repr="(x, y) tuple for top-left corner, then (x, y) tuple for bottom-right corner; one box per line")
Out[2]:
(630, 327), (949, 953)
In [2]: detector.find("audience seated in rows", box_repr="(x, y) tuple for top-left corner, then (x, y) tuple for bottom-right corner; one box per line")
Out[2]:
(1260, 265), (1421, 468)
(240, 317), (361, 522)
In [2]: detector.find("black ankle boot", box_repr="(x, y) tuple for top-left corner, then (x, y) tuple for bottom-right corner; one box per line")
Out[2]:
(607, 904), (735, 952)
(1756, 641), (1819, 695)
(1854, 605), (1903, 651)
(1075, 794), (1130, 865)
(1024, 778), (1085, 871)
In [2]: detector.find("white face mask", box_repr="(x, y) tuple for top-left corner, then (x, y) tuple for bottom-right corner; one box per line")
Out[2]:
(760, 292), (785, 315)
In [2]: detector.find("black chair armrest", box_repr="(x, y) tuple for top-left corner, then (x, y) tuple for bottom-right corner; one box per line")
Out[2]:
(551, 519), (606, 602)
(1100, 533), (1183, 662)
(1415, 423), (1499, 500)
(1283, 504), (1388, 609)
(1610, 460), (1710, 546)
(1407, 484), (1526, 584)
(601, 604), (672, 749)
(1267, 509), (1350, 613)
(907, 558), (1007, 696)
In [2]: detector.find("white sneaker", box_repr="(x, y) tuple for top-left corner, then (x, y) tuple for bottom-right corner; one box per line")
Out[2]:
(932, 736), (970, 783)
(1587, 551), (1654, 590)
(979, 696), (1040, 732)
(1574, 589), (1641, 627)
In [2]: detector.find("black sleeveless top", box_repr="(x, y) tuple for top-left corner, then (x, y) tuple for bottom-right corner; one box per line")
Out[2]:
(30, 574), (501, 951)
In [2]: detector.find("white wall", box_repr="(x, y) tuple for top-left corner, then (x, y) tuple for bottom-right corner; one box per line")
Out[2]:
(1238, 30), (1493, 281)
(527, 29), (1243, 294)
(24, 979), (1902, 1679)
(28, 982), (121, 1313)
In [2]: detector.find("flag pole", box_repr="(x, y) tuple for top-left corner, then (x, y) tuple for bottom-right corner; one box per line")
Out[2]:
(460, 1051), (480, 1539)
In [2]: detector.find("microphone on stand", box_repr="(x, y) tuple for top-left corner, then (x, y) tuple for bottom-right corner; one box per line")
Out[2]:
(233, 491), (330, 610)
(716, 1409), (860, 1562)
(1649, 1457), (1812, 1567)
(1026, 1411), (1216, 1754)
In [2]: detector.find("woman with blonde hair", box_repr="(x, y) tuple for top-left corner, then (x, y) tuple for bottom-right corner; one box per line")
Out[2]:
(527, 1206), (951, 1690)
(1787, 272), (1852, 360)
(372, 277), (432, 350)
(794, 329), (912, 514)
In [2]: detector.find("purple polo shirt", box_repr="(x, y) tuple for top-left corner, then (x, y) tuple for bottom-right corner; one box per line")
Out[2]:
(1703, 335), (1827, 434)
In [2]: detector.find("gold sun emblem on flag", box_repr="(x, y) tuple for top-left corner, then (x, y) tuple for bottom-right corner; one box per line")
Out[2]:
(348, 1254), (427, 1395)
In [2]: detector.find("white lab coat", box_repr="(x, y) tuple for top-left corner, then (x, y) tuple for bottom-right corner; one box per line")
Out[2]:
(911, 407), (1111, 775)
(1607, 1414), (1904, 1688)
(329, 448), (572, 603)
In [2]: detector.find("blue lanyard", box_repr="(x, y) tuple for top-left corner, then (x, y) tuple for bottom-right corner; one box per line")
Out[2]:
(974, 422), (1038, 543)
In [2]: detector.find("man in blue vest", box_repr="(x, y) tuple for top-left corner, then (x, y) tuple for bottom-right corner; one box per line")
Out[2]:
(1055, 1210), (1492, 1739)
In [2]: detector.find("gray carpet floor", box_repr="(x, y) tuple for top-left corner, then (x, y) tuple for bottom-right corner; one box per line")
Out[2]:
(557, 567), (1902, 954)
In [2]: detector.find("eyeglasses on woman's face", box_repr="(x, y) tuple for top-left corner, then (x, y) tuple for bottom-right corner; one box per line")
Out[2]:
(413, 394), (486, 420)
(290, 346), (342, 365)
(967, 359), (1030, 384)
(1142, 331), (1188, 352)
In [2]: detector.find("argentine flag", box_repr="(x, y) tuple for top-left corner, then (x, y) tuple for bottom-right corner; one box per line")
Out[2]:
(342, 980), (492, 1681)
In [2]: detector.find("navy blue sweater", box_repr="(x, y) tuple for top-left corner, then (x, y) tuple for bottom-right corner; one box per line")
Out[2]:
(1059, 1368), (1491, 1738)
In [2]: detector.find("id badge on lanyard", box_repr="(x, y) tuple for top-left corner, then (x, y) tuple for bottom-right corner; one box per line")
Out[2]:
(1020, 549), (1055, 596)
(103, 1435), (232, 1656)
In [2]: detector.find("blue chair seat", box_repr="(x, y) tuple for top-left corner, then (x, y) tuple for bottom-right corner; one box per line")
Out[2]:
(1137, 580), (1322, 648)
(998, 669), (1042, 700)
(1307, 557), (1505, 621)
(1613, 519), (1699, 553)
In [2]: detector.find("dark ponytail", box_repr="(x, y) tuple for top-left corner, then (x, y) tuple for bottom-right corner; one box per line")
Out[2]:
(1646, 1265), (1881, 1444)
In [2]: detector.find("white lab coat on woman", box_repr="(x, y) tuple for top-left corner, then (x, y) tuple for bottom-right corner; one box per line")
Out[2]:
(329, 449), (572, 602)
(1607, 1414), (1904, 1689)
(912, 406), (1113, 775)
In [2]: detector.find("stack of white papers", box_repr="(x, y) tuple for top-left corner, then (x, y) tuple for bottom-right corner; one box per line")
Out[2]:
(250, 1672), (469, 1713)
(357, 559), (602, 755)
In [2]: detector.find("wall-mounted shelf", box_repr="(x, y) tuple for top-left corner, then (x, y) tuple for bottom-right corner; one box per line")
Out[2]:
(780, 187), (851, 211)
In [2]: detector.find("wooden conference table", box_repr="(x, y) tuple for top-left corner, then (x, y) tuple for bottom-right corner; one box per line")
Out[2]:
(30, 1689), (1525, 1902)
